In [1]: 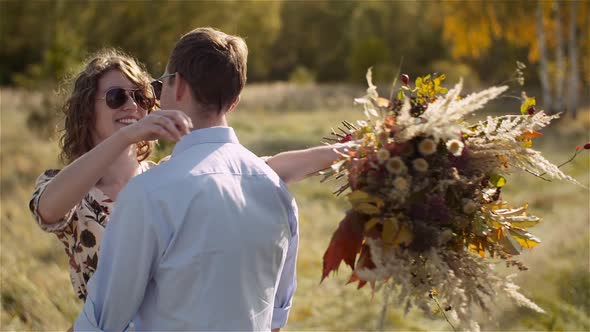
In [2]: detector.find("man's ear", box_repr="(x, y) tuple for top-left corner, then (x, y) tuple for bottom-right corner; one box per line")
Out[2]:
(227, 96), (240, 114)
(175, 72), (188, 102)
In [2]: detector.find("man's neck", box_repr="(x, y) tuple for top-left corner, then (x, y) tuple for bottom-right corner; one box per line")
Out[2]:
(187, 110), (228, 130)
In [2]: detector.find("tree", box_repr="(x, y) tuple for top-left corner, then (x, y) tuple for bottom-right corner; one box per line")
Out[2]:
(552, 1), (565, 114)
(440, 0), (589, 116)
(269, 0), (356, 82)
(536, 1), (552, 112)
(567, 0), (580, 118)
(347, 0), (447, 83)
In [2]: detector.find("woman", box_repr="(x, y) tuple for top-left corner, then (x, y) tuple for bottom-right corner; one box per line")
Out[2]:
(29, 48), (344, 301)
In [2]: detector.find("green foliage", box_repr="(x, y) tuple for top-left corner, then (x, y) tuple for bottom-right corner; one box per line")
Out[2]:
(1, 0), (588, 93)
(0, 0), (463, 87)
(288, 66), (316, 85)
(348, 37), (390, 83)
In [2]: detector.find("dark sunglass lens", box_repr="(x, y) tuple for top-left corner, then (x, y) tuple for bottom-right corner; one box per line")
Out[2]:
(105, 88), (128, 109)
(133, 90), (155, 109)
(150, 80), (162, 100)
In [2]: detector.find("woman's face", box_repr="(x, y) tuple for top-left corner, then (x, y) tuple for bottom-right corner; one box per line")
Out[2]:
(92, 70), (149, 144)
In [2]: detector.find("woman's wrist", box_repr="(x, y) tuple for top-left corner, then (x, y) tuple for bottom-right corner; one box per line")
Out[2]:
(112, 127), (139, 148)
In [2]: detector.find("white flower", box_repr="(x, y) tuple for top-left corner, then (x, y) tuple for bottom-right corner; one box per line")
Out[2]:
(377, 148), (390, 163)
(412, 158), (429, 172)
(446, 139), (465, 157)
(418, 138), (437, 156)
(386, 157), (406, 174)
(462, 200), (478, 215)
(393, 176), (409, 191)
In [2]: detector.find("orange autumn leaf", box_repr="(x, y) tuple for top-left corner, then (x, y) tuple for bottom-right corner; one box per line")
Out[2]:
(321, 211), (367, 282)
(523, 131), (543, 138)
(346, 243), (376, 290)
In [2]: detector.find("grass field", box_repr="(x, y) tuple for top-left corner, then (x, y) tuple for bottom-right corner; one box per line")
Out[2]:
(1, 86), (589, 331)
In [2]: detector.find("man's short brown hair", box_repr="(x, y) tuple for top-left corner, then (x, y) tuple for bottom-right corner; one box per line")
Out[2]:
(167, 27), (248, 113)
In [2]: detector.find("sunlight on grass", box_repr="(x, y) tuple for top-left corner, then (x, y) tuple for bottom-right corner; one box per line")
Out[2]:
(1, 88), (588, 330)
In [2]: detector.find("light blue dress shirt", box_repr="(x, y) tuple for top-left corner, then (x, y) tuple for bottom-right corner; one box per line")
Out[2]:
(74, 127), (298, 331)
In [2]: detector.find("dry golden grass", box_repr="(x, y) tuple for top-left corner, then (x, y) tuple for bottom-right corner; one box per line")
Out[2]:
(1, 87), (588, 331)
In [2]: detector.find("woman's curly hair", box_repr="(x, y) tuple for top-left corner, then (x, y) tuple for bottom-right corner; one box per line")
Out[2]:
(59, 48), (157, 164)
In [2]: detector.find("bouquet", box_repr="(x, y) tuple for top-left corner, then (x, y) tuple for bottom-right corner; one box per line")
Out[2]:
(320, 68), (588, 330)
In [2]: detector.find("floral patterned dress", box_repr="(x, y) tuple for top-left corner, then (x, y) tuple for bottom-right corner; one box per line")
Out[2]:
(29, 161), (154, 300)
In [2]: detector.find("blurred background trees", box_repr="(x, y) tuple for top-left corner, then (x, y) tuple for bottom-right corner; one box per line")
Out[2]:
(1, 0), (588, 108)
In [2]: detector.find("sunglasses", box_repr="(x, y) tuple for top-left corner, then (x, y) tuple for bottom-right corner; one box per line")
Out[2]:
(97, 87), (156, 110)
(150, 73), (176, 100)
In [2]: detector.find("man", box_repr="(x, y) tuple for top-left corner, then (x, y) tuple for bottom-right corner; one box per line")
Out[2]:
(74, 27), (298, 331)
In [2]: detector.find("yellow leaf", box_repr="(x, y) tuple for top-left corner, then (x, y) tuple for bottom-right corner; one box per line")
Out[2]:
(382, 218), (396, 243)
(508, 228), (541, 249)
(392, 223), (413, 247)
(520, 96), (536, 115)
(347, 190), (383, 205)
(365, 217), (380, 231)
(397, 90), (404, 101)
(490, 174), (506, 187)
(507, 215), (541, 228)
(347, 191), (384, 215)
(353, 203), (381, 215)
(497, 229), (523, 255)
(520, 138), (532, 148)
(415, 77), (423, 88)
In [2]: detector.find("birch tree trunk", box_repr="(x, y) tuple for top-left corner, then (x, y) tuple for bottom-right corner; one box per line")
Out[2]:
(536, 1), (552, 113)
(553, 1), (565, 114)
(567, 0), (580, 119)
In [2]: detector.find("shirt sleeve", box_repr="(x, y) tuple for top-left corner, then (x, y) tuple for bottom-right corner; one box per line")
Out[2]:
(74, 181), (165, 331)
(272, 192), (299, 329)
(29, 169), (78, 233)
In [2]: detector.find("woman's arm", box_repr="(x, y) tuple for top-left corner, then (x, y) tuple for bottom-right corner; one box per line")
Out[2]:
(37, 110), (191, 224)
(266, 144), (347, 185)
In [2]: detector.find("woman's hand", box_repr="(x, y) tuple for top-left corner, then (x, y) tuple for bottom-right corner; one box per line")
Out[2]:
(34, 109), (192, 225)
(120, 110), (193, 144)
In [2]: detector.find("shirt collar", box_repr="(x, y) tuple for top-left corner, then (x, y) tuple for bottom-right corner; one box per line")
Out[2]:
(171, 126), (239, 157)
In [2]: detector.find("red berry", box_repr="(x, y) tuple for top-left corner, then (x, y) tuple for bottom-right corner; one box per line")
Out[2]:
(584, 142), (590, 150)
(576, 145), (581, 151)
(340, 133), (353, 143)
(527, 106), (536, 115)
(401, 74), (410, 85)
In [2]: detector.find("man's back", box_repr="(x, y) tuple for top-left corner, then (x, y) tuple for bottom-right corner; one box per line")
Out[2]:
(75, 127), (298, 331)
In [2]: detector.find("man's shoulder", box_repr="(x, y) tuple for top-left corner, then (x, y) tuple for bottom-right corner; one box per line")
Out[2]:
(125, 142), (283, 196)
(123, 160), (190, 198)
(222, 144), (281, 178)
